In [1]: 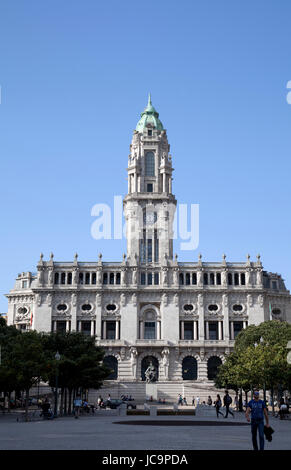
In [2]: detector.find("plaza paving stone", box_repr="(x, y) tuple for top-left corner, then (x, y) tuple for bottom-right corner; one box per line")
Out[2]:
(0, 412), (290, 450)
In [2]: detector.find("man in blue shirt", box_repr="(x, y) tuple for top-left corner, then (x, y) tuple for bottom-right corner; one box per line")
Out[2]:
(245, 390), (270, 450)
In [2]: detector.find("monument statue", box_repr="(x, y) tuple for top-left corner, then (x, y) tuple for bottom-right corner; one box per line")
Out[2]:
(144, 361), (157, 383)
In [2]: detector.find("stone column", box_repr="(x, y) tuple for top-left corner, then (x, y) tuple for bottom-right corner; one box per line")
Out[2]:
(218, 321), (223, 340)
(194, 321), (198, 340)
(230, 322), (234, 340)
(181, 321), (184, 340)
(157, 321), (161, 340)
(102, 321), (106, 340)
(95, 293), (102, 340)
(222, 293), (230, 342)
(66, 320), (70, 332)
(116, 320), (120, 340)
(140, 321), (144, 340)
(198, 294), (205, 340)
(91, 320), (95, 336)
(205, 321), (209, 340)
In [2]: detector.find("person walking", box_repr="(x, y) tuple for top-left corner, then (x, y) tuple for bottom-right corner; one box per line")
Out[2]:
(207, 396), (212, 406)
(234, 394), (239, 411)
(73, 395), (82, 419)
(245, 390), (270, 451)
(214, 394), (224, 418)
(223, 390), (234, 418)
(196, 396), (200, 407)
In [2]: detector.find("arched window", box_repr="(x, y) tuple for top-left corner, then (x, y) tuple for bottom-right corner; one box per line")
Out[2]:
(179, 273), (184, 285)
(61, 273), (66, 285)
(182, 356), (198, 380)
(54, 272), (59, 285)
(145, 152), (155, 176)
(103, 356), (118, 380)
(207, 356), (222, 380)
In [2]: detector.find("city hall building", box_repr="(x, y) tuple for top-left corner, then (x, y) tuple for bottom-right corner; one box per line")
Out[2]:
(6, 97), (291, 401)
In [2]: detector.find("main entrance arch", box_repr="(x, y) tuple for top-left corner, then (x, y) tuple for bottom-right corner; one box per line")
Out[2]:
(207, 356), (222, 380)
(103, 355), (118, 380)
(141, 356), (159, 381)
(182, 356), (198, 380)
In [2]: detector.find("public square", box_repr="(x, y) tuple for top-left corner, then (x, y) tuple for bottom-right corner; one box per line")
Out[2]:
(0, 410), (290, 450)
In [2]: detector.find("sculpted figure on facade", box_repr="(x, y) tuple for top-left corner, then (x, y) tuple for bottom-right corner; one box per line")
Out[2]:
(48, 269), (53, 286)
(121, 269), (127, 286)
(120, 293), (126, 307)
(162, 268), (168, 286)
(162, 347), (170, 380)
(221, 269), (227, 286)
(130, 347), (138, 379)
(247, 293), (253, 307)
(145, 361), (157, 383)
(132, 268), (137, 285)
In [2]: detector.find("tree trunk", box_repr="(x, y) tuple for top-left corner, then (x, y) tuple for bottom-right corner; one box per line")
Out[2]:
(68, 389), (72, 415)
(64, 388), (67, 416)
(25, 388), (29, 422)
(60, 388), (64, 416)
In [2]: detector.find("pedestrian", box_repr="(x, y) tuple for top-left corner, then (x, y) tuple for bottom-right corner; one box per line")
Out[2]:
(183, 397), (187, 406)
(214, 394), (224, 418)
(196, 396), (200, 407)
(73, 395), (82, 419)
(245, 390), (270, 451)
(192, 397), (195, 407)
(107, 394), (111, 402)
(207, 396), (212, 406)
(223, 390), (234, 418)
(97, 395), (102, 409)
(234, 394), (239, 411)
(178, 394), (183, 405)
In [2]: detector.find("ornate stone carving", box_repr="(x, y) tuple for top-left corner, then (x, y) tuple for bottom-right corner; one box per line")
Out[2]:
(130, 347), (138, 379)
(96, 293), (102, 307)
(247, 294), (253, 307)
(120, 293), (126, 307)
(161, 347), (170, 380)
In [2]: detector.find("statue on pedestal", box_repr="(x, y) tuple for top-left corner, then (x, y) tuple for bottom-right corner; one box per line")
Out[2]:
(145, 361), (157, 383)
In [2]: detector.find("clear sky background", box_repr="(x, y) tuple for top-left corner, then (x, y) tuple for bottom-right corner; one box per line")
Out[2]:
(0, 0), (291, 311)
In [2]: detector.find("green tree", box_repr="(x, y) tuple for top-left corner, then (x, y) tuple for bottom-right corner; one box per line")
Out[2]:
(41, 332), (110, 414)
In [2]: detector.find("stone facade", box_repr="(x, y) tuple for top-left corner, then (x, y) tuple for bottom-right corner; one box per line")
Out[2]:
(6, 96), (291, 399)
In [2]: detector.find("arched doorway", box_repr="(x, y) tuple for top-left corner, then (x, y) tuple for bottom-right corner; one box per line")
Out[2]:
(207, 356), (222, 380)
(103, 355), (118, 380)
(141, 356), (159, 381)
(182, 356), (198, 380)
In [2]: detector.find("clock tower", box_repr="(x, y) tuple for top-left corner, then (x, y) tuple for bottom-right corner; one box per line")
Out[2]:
(123, 95), (177, 265)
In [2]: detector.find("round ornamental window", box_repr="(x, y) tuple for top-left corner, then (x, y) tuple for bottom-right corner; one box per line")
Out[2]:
(17, 307), (28, 315)
(106, 304), (117, 311)
(57, 304), (67, 312)
(184, 304), (194, 311)
(233, 304), (243, 312)
(272, 308), (281, 315)
(208, 304), (219, 312)
(82, 304), (92, 312)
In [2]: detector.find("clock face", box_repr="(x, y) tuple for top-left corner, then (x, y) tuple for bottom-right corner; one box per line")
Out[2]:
(145, 212), (157, 225)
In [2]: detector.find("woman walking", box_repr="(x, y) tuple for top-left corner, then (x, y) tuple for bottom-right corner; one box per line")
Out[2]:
(214, 394), (224, 418)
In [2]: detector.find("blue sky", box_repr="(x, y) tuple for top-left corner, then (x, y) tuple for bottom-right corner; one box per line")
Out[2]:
(0, 0), (291, 311)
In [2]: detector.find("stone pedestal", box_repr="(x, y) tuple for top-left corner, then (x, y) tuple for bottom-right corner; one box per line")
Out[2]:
(146, 383), (158, 401)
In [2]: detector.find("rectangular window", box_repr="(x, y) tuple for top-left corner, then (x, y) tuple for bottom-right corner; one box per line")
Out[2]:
(233, 322), (243, 338)
(141, 272), (146, 285)
(186, 273), (190, 285)
(208, 322), (218, 340)
(22, 281), (28, 289)
(272, 281), (278, 290)
(154, 230), (159, 262)
(147, 183), (153, 192)
(154, 272), (159, 285)
(144, 321), (156, 339)
(147, 273), (152, 285)
(216, 273), (221, 285)
(204, 273), (208, 285)
(148, 129), (152, 136)
(147, 239), (152, 262)
(106, 321), (116, 340)
(192, 273), (197, 285)
(184, 322), (194, 340)
(92, 273), (96, 284)
(81, 321), (91, 336)
(56, 321), (66, 334)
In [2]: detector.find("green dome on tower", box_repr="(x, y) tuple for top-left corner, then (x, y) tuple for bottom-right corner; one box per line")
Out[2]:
(136, 94), (164, 132)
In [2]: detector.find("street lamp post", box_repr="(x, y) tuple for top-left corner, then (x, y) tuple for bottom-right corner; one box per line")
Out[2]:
(54, 351), (61, 417)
